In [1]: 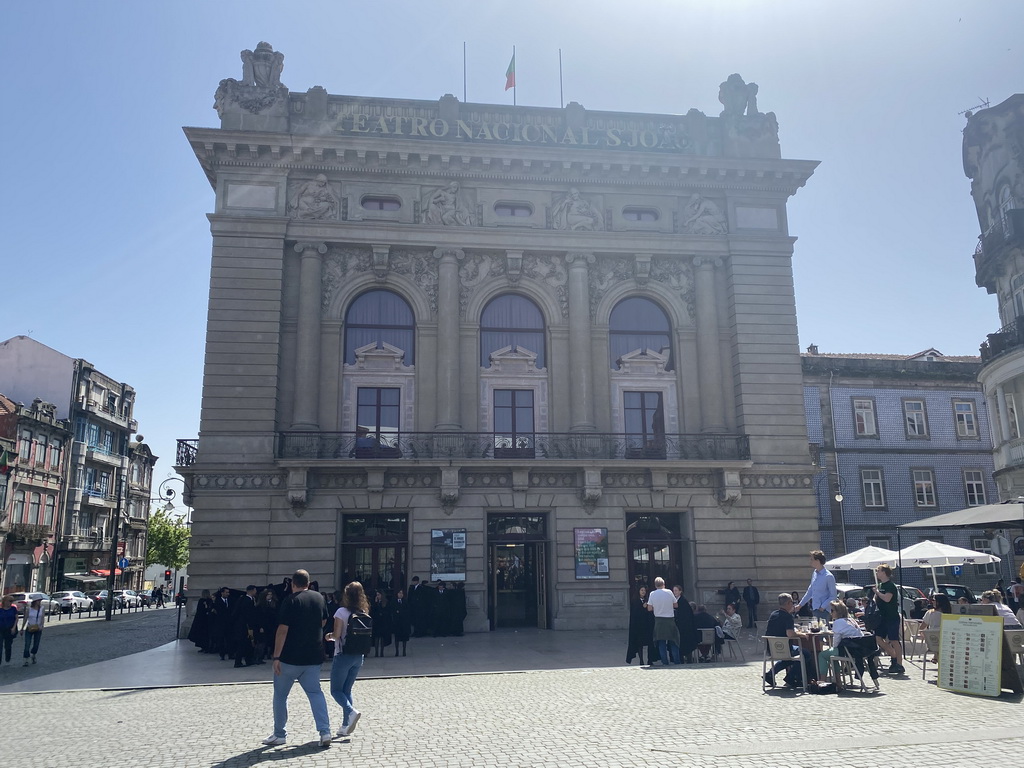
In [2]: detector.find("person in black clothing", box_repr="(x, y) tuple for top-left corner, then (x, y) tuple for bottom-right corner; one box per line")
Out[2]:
(232, 585), (258, 667)
(371, 590), (392, 657)
(187, 590), (215, 652)
(254, 589), (278, 663)
(791, 591), (813, 619)
(211, 587), (233, 660)
(449, 583), (467, 636)
(324, 591), (341, 659)
(742, 579), (760, 628)
(432, 581), (452, 637)
(763, 593), (815, 688)
(672, 585), (700, 663)
(391, 589), (411, 656)
(693, 604), (723, 662)
(626, 585), (654, 665)
(722, 582), (741, 612)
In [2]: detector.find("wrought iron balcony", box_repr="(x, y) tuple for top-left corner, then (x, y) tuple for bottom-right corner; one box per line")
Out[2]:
(975, 209), (1024, 290)
(276, 431), (750, 462)
(980, 318), (1024, 364)
(176, 439), (198, 467)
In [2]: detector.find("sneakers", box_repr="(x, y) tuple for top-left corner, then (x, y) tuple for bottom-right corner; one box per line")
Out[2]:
(319, 734), (332, 748)
(261, 735), (286, 746)
(345, 710), (361, 736)
(763, 672), (776, 688)
(31, 655), (36, 665)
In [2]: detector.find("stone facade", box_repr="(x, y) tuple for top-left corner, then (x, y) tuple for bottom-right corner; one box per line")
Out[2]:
(965, 94), (1024, 500)
(178, 43), (821, 630)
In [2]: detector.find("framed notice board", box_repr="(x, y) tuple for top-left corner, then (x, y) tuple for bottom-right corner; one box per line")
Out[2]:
(937, 614), (1004, 697)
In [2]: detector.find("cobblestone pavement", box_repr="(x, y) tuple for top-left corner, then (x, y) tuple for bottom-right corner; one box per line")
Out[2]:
(0, 606), (178, 683)
(2, 659), (1021, 767)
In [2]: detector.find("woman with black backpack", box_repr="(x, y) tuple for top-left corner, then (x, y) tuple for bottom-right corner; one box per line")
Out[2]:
(329, 581), (372, 739)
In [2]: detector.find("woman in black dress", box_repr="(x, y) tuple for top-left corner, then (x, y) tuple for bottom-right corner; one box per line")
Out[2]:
(672, 585), (700, 663)
(187, 589), (215, 652)
(626, 585), (655, 664)
(391, 589), (411, 656)
(370, 590), (393, 657)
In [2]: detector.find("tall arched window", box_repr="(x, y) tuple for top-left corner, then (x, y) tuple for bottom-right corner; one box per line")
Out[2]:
(608, 297), (672, 369)
(344, 290), (416, 365)
(480, 294), (546, 368)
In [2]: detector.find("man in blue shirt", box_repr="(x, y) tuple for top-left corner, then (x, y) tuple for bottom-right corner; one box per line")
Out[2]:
(797, 550), (836, 623)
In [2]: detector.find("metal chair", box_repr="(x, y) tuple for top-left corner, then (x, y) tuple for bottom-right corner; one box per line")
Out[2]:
(762, 636), (808, 693)
(698, 627), (721, 662)
(830, 636), (881, 693)
(1004, 628), (1024, 667)
(920, 629), (941, 680)
(901, 618), (924, 660)
(722, 630), (746, 662)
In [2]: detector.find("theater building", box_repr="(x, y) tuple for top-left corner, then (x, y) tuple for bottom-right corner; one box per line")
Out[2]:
(177, 43), (820, 630)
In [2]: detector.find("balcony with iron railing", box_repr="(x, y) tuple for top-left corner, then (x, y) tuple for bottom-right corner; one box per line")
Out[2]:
(975, 208), (1024, 289)
(275, 430), (751, 463)
(980, 318), (1024, 364)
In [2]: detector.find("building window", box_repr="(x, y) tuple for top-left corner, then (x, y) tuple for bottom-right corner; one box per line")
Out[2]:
(13, 490), (24, 523)
(624, 391), (666, 459)
(494, 202), (533, 217)
(357, 387), (401, 435)
(480, 294), (546, 369)
(964, 469), (987, 507)
(853, 398), (877, 437)
(44, 495), (55, 526)
(19, 430), (31, 460)
(609, 297), (672, 370)
(50, 439), (62, 468)
(493, 389), (535, 458)
(360, 196), (401, 211)
(622, 207), (659, 222)
(861, 468), (885, 508)
(35, 437), (47, 466)
(954, 400), (978, 438)
(106, 393), (117, 412)
(344, 290), (416, 365)
(29, 492), (41, 525)
(912, 469), (936, 508)
(1009, 394), (1022, 440)
(972, 537), (998, 577)
(868, 537), (892, 549)
(903, 400), (929, 438)
(87, 423), (101, 447)
(999, 185), (1015, 231)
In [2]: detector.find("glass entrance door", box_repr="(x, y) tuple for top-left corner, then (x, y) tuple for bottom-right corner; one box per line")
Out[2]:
(489, 543), (544, 629)
(625, 513), (688, 593)
(340, 544), (407, 594)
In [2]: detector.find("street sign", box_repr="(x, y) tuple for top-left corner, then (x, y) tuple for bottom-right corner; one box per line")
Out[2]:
(952, 565), (963, 576)
(118, 557), (130, 570)
(991, 534), (1011, 556)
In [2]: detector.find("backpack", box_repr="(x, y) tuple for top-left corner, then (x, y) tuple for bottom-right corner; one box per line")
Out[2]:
(342, 611), (373, 656)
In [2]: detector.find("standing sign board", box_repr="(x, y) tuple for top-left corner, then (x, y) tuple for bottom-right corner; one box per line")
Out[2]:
(430, 528), (467, 582)
(937, 614), (1003, 697)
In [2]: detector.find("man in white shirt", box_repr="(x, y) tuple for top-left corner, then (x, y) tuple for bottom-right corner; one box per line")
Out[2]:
(646, 577), (680, 665)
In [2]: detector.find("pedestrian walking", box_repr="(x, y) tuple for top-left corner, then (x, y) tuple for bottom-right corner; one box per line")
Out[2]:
(797, 550), (837, 623)
(330, 581), (372, 738)
(264, 569), (332, 748)
(0, 595), (18, 664)
(21, 597), (46, 666)
(742, 578), (761, 628)
(154, 584), (165, 608)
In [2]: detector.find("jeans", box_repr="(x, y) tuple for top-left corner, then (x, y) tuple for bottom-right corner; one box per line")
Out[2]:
(656, 640), (680, 665)
(0, 627), (15, 662)
(23, 629), (41, 659)
(812, 609), (830, 623)
(746, 604), (758, 628)
(330, 653), (364, 726)
(272, 662), (331, 739)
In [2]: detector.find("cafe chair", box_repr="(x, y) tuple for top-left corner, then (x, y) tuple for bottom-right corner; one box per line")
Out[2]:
(831, 636), (881, 693)
(920, 629), (941, 681)
(901, 618), (924, 660)
(1004, 628), (1024, 667)
(698, 628), (721, 663)
(722, 631), (746, 662)
(762, 636), (808, 693)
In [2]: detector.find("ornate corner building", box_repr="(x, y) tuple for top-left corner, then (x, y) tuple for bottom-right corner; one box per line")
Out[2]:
(178, 42), (820, 630)
(965, 94), (1024, 500)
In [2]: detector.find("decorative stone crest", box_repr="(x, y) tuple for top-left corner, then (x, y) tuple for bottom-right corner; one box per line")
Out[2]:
(214, 42), (288, 119)
(522, 254), (569, 318)
(421, 181), (474, 226)
(680, 193), (727, 235)
(648, 257), (696, 322)
(458, 253), (506, 318)
(552, 188), (602, 231)
(287, 174), (339, 220)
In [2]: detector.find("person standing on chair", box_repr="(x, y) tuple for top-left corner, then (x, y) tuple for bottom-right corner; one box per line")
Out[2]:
(646, 577), (680, 665)
(263, 569), (332, 749)
(797, 550), (837, 623)
(742, 578), (761, 629)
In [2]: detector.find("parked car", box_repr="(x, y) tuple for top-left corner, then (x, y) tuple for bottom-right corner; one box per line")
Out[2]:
(10, 592), (61, 616)
(835, 582), (924, 616)
(113, 589), (142, 608)
(50, 590), (93, 613)
(85, 589), (121, 610)
(931, 583), (978, 604)
(137, 590), (153, 607)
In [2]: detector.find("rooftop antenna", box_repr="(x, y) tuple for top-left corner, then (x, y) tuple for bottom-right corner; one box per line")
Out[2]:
(959, 98), (990, 117)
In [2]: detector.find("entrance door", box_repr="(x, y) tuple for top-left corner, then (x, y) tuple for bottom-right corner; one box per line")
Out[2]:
(625, 513), (688, 594)
(341, 544), (407, 594)
(489, 543), (543, 628)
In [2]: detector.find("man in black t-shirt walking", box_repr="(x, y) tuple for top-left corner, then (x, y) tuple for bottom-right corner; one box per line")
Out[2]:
(263, 570), (332, 748)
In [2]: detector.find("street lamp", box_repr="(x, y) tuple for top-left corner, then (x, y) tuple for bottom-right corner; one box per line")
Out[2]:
(815, 470), (848, 554)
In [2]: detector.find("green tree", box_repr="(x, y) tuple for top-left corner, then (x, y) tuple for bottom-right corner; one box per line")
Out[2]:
(146, 508), (190, 570)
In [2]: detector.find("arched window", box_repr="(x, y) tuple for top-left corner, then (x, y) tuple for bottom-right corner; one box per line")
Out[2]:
(344, 290), (416, 365)
(609, 297), (672, 369)
(480, 294), (546, 368)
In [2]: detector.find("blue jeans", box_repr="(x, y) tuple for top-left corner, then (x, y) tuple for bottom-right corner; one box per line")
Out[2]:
(330, 653), (364, 726)
(272, 662), (331, 739)
(657, 640), (680, 665)
(812, 609), (830, 623)
(23, 629), (41, 658)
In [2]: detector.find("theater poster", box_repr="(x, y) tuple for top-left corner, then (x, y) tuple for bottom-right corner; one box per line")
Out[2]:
(431, 528), (467, 582)
(574, 527), (610, 580)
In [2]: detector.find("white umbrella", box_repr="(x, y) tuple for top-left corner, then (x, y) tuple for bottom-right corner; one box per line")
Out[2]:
(896, 540), (1002, 591)
(824, 545), (899, 571)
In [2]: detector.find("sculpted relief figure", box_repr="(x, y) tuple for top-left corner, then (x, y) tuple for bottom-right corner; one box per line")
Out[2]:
(241, 42), (284, 88)
(288, 174), (339, 220)
(214, 42), (288, 119)
(681, 194), (727, 235)
(422, 182), (474, 226)
(552, 188), (602, 231)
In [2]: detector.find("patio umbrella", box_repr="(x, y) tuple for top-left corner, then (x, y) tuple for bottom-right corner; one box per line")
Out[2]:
(896, 540), (1002, 591)
(824, 545), (899, 571)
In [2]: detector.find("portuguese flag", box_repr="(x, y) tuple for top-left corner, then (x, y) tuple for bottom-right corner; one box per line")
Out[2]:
(505, 51), (516, 91)
(0, 449), (10, 477)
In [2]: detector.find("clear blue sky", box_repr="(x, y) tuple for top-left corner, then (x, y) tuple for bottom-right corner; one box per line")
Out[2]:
(1, 1), (1020, 478)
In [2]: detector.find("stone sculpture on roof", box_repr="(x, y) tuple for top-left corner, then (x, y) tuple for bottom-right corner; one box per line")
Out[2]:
(214, 42), (289, 123)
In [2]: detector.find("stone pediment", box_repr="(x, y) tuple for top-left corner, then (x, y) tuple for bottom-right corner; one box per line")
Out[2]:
(616, 347), (670, 376)
(350, 341), (406, 370)
(487, 345), (541, 373)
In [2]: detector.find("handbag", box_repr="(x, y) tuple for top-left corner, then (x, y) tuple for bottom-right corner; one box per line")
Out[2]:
(27, 624), (41, 634)
(862, 598), (881, 632)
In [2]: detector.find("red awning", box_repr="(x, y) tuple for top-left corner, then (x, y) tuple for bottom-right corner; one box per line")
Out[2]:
(89, 569), (122, 576)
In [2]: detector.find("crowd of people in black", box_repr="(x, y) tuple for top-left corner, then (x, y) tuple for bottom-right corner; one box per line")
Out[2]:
(186, 576), (467, 666)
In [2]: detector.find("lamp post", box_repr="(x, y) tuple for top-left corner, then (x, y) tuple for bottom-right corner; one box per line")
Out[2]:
(815, 470), (848, 555)
(104, 460), (128, 621)
(154, 475), (191, 638)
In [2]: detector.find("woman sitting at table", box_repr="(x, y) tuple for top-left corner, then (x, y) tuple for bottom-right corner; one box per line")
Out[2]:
(981, 590), (1023, 628)
(920, 593), (951, 663)
(817, 600), (866, 679)
(720, 602), (743, 641)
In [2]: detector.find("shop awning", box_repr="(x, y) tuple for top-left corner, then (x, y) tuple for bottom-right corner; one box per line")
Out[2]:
(65, 573), (108, 584)
(89, 569), (122, 577)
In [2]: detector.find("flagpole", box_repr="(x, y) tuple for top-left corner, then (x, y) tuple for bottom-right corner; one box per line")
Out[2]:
(513, 45), (517, 106)
(463, 42), (467, 102)
(559, 49), (563, 109)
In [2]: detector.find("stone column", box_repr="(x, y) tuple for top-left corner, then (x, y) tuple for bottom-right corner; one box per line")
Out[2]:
(566, 252), (596, 432)
(434, 248), (463, 430)
(694, 256), (726, 433)
(291, 242), (327, 430)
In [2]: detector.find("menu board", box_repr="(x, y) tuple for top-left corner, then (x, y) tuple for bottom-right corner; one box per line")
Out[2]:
(937, 614), (1004, 698)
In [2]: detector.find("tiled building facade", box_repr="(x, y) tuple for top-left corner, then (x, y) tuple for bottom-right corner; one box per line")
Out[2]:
(178, 43), (822, 631)
(803, 350), (1006, 593)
